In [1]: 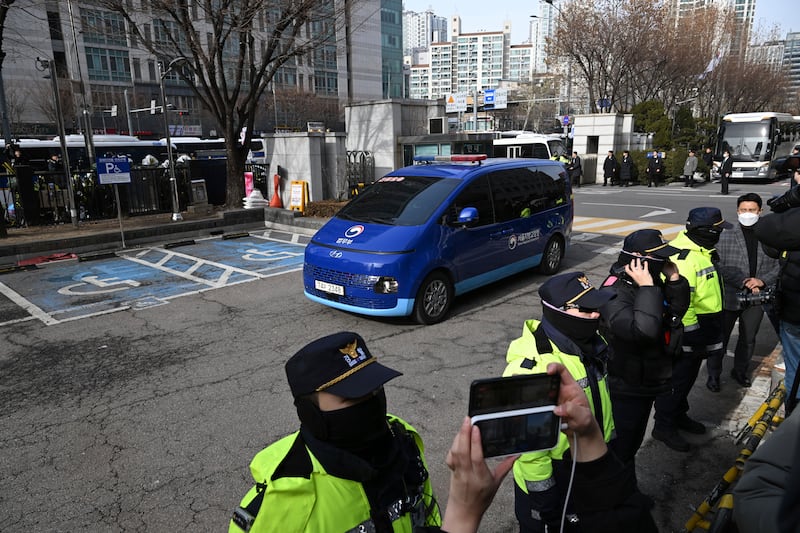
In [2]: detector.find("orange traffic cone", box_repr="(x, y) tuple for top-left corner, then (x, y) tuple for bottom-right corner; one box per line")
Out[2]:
(269, 174), (283, 208)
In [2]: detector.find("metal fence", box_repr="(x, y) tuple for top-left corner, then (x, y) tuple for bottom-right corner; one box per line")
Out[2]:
(0, 161), (263, 227)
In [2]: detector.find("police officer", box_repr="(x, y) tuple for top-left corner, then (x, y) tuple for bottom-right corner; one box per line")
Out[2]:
(600, 229), (690, 465)
(504, 272), (616, 533)
(229, 332), (441, 533)
(652, 207), (731, 452)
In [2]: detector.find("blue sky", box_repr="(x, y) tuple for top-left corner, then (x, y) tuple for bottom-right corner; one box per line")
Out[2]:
(402, 0), (795, 45)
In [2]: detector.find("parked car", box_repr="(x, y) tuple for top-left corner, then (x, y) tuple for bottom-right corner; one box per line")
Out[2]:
(303, 155), (574, 324)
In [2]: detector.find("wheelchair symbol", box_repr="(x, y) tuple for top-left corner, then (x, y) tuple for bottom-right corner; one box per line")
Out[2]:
(58, 275), (141, 295)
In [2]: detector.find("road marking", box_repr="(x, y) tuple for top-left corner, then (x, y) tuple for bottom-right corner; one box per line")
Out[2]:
(58, 276), (142, 296)
(0, 281), (59, 325)
(122, 247), (267, 288)
(573, 216), (684, 238)
(583, 202), (675, 218)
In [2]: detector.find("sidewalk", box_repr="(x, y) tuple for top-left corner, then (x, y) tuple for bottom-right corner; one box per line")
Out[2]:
(0, 206), (328, 267)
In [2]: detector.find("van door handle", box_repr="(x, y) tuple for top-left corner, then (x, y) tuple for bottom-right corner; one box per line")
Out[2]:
(489, 228), (514, 239)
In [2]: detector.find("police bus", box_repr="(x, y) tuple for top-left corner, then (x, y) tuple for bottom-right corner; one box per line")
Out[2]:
(714, 112), (800, 181)
(158, 137), (268, 164)
(492, 133), (567, 160)
(15, 135), (164, 170)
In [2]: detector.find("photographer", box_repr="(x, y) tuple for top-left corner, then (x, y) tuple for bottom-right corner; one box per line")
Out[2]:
(754, 160), (800, 408)
(709, 193), (779, 391)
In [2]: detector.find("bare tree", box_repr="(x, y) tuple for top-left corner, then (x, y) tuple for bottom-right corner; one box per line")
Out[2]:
(97, 0), (359, 208)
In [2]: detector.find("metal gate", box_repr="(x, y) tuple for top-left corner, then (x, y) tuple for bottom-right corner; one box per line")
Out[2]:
(346, 150), (374, 198)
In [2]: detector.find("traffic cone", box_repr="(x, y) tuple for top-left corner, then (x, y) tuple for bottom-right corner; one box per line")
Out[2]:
(269, 174), (283, 208)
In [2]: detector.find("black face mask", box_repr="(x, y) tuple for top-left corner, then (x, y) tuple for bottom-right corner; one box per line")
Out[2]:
(296, 389), (390, 454)
(616, 251), (665, 283)
(687, 227), (722, 249)
(543, 305), (600, 348)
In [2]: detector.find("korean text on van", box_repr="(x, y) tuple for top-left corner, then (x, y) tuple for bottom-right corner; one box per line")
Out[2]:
(303, 155), (574, 324)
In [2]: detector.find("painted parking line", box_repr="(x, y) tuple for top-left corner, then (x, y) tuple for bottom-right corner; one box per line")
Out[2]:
(0, 237), (307, 327)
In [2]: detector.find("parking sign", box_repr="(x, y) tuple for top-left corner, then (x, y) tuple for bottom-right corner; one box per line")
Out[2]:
(97, 157), (132, 185)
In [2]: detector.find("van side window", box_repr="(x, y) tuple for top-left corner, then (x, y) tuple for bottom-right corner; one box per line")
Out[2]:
(488, 169), (528, 223)
(540, 165), (570, 207)
(449, 175), (494, 227)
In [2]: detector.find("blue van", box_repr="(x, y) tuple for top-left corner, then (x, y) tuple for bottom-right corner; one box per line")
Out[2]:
(303, 155), (573, 324)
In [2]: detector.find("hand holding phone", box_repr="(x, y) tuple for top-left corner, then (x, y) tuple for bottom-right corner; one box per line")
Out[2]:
(468, 373), (561, 458)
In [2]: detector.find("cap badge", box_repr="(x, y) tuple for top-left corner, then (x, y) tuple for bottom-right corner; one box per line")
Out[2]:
(578, 275), (591, 290)
(339, 340), (368, 367)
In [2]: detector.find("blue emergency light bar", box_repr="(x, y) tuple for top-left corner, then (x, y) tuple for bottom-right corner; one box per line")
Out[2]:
(413, 154), (487, 163)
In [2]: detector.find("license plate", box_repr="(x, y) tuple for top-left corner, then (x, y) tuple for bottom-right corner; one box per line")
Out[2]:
(731, 171), (744, 178)
(315, 280), (344, 296)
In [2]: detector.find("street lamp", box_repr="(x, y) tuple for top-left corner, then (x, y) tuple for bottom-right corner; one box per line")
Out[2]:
(36, 57), (79, 228)
(157, 57), (187, 222)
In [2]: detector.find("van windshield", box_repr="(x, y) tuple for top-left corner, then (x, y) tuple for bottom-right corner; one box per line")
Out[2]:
(337, 175), (460, 226)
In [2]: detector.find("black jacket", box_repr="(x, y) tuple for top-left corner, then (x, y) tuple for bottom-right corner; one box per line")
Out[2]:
(600, 269), (690, 396)
(755, 210), (800, 324)
(603, 156), (617, 178)
(619, 156), (635, 181)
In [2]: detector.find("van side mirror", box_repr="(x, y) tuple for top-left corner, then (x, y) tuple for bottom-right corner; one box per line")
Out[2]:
(457, 207), (479, 226)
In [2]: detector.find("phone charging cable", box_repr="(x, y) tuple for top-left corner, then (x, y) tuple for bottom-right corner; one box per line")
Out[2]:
(560, 432), (578, 533)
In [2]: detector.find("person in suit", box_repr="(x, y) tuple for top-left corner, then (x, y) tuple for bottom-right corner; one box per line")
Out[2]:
(619, 150), (635, 187)
(702, 147), (714, 183)
(707, 193), (780, 391)
(568, 151), (583, 188)
(719, 149), (733, 195)
(646, 150), (664, 188)
(603, 150), (618, 186)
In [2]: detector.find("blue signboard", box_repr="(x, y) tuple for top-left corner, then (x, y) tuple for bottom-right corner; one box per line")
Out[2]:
(484, 89), (495, 109)
(97, 156), (132, 185)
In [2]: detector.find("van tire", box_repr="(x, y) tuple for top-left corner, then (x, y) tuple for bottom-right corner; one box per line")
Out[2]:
(414, 271), (453, 325)
(538, 236), (564, 275)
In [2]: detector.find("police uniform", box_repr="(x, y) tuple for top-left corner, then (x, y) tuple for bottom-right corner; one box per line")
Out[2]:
(504, 272), (615, 533)
(229, 332), (441, 533)
(653, 208), (730, 451)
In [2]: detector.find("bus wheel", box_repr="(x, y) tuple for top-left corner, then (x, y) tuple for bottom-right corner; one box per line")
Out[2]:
(538, 236), (564, 275)
(413, 271), (453, 325)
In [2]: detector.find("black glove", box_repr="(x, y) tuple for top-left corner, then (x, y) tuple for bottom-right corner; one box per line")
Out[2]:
(768, 187), (800, 213)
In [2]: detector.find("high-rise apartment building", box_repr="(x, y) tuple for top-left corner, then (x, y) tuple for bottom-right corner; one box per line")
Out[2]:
(402, 8), (447, 56)
(784, 33), (800, 105)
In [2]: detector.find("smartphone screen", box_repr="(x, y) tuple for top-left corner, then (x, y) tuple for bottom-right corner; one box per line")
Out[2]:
(468, 374), (561, 458)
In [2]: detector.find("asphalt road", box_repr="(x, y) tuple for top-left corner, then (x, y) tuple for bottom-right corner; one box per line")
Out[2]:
(0, 184), (784, 532)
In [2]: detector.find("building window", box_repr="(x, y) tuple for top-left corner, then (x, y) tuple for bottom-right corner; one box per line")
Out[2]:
(82, 9), (127, 46)
(85, 47), (131, 82)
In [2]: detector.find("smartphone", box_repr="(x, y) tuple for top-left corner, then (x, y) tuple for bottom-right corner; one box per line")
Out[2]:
(468, 374), (561, 458)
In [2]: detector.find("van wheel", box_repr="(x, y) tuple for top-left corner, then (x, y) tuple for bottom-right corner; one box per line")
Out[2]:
(539, 236), (564, 275)
(413, 271), (453, 325)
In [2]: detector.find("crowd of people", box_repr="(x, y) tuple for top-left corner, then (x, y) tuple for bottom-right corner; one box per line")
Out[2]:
(227, 157), (800, 533)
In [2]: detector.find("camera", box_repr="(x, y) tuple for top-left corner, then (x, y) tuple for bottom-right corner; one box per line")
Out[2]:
(736, 287), (775, 307)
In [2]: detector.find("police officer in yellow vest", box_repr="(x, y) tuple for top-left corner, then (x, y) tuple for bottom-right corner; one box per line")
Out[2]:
(229, 332), (441, 533)
(652, 207), (730, 452)
(504, 272), (617, 533)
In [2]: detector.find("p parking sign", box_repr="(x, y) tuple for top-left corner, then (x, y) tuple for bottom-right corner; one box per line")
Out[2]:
(97, 157), (132, 185)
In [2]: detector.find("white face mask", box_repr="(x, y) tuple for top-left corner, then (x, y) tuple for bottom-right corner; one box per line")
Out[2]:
(737, 212), (759, 227)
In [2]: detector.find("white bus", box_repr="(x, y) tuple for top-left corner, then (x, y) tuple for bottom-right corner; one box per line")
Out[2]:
(492, 133), (567, 160)
(714, 112), (800, 181)
(16, 135), (164, 170)
(157, 137), (268, 164)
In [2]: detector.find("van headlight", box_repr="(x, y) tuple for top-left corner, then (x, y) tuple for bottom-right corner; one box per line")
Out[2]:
(758, 165), (768, 175)
(373, 276), (399, 294)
